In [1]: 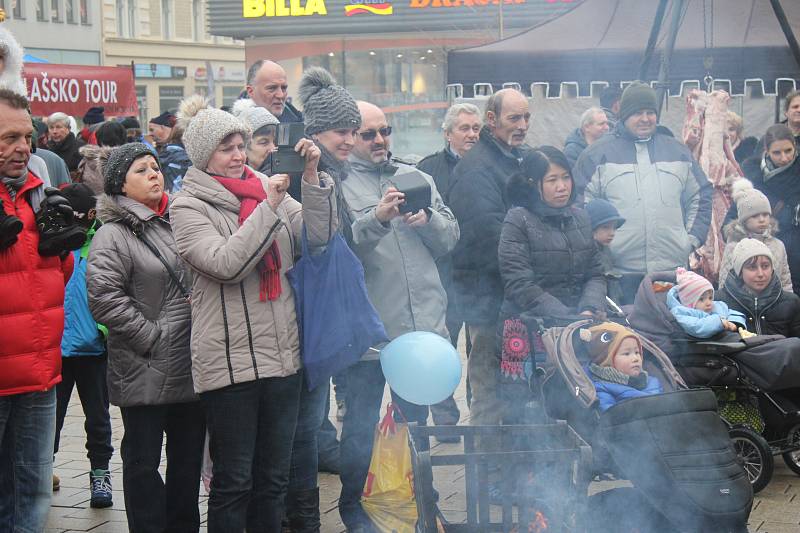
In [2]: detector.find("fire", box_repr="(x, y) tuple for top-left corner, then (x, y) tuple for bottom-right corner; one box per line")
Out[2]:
(529, 511), (548, 533)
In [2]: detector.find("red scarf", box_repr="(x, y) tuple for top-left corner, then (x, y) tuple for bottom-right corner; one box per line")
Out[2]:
(213, 167), (282, 301)
(152, 193), (169, 217)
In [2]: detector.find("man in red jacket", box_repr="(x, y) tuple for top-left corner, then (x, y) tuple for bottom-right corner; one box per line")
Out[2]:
(0, 88), (73, 531)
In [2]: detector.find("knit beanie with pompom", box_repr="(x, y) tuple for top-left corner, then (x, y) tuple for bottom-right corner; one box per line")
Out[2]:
(231, 98), (279, 135)
(731, 178), (772, 225)
(298, 67), (361, 136)
(178, 94), (251, 171)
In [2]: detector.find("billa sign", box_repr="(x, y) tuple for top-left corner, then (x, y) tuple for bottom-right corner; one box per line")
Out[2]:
(23, 64), (138, 118)
(210, 0), (578, 37)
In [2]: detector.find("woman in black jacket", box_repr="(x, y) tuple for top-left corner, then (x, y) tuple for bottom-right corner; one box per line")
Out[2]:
(741, 124), (800, 293)
(498, 146), (606, 323)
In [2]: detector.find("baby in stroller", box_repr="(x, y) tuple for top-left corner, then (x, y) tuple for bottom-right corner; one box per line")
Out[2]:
(583, 322), (662, 411)
(667, 267), (746, 338)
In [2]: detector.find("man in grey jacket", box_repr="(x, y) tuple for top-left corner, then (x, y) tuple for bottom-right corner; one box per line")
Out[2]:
(573, 82), (713, 303)
(337, 100), (459, 532)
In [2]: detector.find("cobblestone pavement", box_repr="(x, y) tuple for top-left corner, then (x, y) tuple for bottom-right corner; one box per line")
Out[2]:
(47, 341), (800, 532)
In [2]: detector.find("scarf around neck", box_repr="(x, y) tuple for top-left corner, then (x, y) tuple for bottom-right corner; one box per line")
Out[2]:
(1, 174), (27, 200)
(317, 143), (350, 183)
(762, 152), (798, 182)
(590, 363), (649, 390)
(212, 166), (282, 301)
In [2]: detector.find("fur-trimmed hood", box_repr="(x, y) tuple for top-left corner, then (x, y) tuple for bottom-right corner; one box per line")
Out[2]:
(0, 26), (27, 96)
(96, 194), (167, 233)
(79, 144), (113, 163)
(723, 217), (778, 242)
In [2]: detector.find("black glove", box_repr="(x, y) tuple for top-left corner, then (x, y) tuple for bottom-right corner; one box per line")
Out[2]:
(36, 187), (86, 256)
(0, 198), (23, 251)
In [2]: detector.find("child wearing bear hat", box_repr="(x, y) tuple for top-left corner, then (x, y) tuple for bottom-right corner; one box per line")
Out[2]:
(583, 322), (663, 411)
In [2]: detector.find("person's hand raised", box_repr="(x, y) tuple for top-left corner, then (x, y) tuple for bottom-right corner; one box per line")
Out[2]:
(375, 187), (405, 223)
(267, 174), (290, 210)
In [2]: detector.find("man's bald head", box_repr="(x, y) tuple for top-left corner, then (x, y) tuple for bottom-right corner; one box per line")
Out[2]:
(246, 60), (289, 116)
(485, 88), (530, 148)
(352, 100), (391, 163)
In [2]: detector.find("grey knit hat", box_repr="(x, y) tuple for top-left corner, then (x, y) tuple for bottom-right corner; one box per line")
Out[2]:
(298, 67), (361, 136)
(231, 98), (279, 134)
(103, 142), (159, 195)
(732, 238), (775, 276)
(619, 82), (658, 124)
(177, 95), (251, 170)
(732, 179), (771, 224)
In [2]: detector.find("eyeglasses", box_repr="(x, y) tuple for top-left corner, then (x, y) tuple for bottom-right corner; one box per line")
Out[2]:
(358, 126), (392, 141)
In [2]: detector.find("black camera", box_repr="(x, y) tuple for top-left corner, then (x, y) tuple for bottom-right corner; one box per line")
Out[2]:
(391, 168), (432, 214)
(270, 122), (306, 175)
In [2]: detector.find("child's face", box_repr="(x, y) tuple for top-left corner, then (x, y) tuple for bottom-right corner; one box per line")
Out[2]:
(613, 337), (643, 377)
(744, 213), (771, 234)
(694, 290), (714, 313)
(593, 221), (617, 246)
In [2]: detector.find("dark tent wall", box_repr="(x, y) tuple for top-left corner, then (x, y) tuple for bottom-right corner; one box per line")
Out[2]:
(448, 0), (800, 96)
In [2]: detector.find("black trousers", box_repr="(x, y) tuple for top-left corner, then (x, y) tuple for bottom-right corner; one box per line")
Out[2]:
(53, 355), (113, 471)
(119, 402), (206, 533)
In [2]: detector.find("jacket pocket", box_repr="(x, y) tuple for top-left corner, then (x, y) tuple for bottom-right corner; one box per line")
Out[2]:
(345, 193), (378, 215)
(600, 163), (638, 211)
(655, 161), (690, 208)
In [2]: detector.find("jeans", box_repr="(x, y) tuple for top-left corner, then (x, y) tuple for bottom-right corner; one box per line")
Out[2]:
(0, 388), (56, 533)
(119, 401), (205, 533)
(338, 360), (429, 530)
(202, 374), (302, 533)
(54, 355), (113, 470)
(289, 374), (329, 491)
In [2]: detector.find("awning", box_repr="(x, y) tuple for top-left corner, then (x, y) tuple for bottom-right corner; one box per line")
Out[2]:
(23, 63), (138, 118)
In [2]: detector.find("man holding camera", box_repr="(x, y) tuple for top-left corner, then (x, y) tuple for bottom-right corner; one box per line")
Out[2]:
(336, 100), (459, 532)
(0, 88), (76, 532)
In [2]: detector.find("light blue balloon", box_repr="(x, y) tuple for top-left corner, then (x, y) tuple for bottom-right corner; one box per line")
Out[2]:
(380, 331), (462, 406)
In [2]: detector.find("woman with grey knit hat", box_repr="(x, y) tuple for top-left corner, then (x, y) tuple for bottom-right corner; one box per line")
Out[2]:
(169, 95), (338, 533)
(86, 142), (205, 532)
(231, 97), (279, 171)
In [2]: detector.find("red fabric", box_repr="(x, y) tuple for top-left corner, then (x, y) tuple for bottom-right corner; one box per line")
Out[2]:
(0, 170), (73, 396)
(153, 193), (169, 217)
(212, 167), (282, 301)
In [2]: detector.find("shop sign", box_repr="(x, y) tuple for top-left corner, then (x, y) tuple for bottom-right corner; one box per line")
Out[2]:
(345, 0), (392, 16)
(410, 0), (524, 7)
(23, 64), (138, 117)
(243, 0), (327, 17)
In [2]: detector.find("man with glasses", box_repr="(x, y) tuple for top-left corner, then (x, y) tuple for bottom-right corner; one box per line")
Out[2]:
(337, 100), (459, 532)
(448, 88), (531, 439)
(245, 59), (303, 123)
(417, 103), (482, 440)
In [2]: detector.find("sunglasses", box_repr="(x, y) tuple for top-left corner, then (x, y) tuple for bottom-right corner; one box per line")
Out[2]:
(358, 126), (392, 141)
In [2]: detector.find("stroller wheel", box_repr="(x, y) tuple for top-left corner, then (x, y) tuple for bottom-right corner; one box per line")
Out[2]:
(781, 423), (800, 476)
(729, 427), (773, 493)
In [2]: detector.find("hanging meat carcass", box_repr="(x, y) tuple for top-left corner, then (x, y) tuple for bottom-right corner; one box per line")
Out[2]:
(682, 89), (744, 285)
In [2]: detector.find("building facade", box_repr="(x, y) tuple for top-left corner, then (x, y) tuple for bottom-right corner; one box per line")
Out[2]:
(2, 0), (102, 65)
(101, 0), (246, 124)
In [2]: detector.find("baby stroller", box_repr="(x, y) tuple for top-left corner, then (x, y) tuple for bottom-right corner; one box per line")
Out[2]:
(538, 319), (753, 533)
(627, 271), (800, 492)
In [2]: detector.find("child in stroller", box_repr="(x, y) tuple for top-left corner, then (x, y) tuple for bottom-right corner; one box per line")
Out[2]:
(583, 322), (663, 411)
(667, 267), (746, 338)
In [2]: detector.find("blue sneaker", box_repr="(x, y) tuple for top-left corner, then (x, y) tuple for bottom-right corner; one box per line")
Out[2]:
(89, 469), (113, 508)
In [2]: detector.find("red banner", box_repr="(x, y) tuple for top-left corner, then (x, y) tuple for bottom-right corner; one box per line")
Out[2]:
(22, 64), (138, 118)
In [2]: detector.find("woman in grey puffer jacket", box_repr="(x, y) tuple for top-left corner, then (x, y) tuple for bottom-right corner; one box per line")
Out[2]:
(86, 142), (205, 533)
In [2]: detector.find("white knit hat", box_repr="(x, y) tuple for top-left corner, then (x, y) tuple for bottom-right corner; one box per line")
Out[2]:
(731, 238), (775, 276)
(231, 98), (279, 134)
(178, 95), (251, 170)
(732, 179), (771, 224)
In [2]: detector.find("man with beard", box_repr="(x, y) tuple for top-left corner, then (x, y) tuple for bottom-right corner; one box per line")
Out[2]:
(447, 88), (530, 435)
(417, 102), (481, 439)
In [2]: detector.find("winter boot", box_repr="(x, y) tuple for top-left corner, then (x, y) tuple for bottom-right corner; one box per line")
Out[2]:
(286, 488), (320, 533)
(0, 198), (23, 250)
(36, 187), (85, 256)
(89, 469), (113, 509)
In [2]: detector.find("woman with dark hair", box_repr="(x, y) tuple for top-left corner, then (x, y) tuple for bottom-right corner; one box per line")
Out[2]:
(741, 123), (800, 292)
(497, 146), (606, 423)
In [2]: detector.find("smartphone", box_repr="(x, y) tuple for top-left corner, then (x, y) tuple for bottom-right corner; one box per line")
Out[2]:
(271, 123), (306, 175)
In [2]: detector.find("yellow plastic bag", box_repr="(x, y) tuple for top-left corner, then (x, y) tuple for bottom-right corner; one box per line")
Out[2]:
(361, 403), (418, 533)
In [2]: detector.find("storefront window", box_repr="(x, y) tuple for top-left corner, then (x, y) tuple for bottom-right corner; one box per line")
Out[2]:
(159, 86), (183, 115)
(303, 47), (446, 158)
(222, 86), (242, 108)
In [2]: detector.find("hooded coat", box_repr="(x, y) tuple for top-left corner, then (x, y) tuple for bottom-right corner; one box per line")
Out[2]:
(573, 122), (713, 276)
(87, 194), (196, 407)
(448, 126), (528, 325)
(77, 144), (112, 195)
(0, 171), (73, 396)
(498, 172), (606, 320)
(741, 154), (800, 293)
(563, 128), (588, 170)
(719, 219), (792, 292)
(169, 166), (337, 394)
(719, 272), (800, 338)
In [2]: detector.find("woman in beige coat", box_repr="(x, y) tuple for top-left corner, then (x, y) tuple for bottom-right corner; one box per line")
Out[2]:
(169, 96), (337, 533)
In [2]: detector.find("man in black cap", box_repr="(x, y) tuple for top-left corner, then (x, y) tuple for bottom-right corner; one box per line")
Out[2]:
(148, 111), (175, 151)
(78, 106), (106, 146)
(573, 82), (712, 303)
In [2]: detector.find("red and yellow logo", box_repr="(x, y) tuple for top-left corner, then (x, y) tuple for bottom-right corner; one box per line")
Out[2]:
(344, 1), (393, 15)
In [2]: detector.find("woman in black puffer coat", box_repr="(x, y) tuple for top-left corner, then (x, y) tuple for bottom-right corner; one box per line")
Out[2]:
(498, 146), (606, 322)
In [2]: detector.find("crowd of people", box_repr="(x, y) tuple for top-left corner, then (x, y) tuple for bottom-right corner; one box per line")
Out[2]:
(4, 23), (800, 532)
